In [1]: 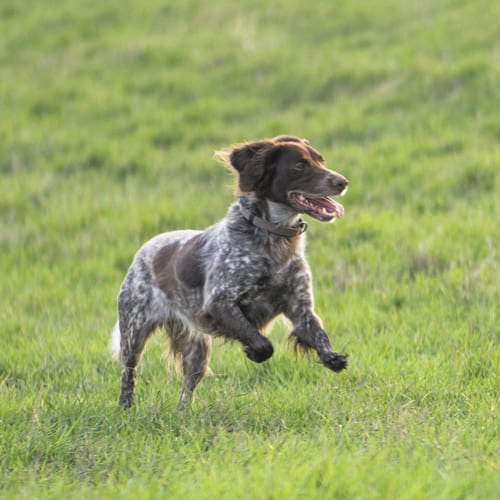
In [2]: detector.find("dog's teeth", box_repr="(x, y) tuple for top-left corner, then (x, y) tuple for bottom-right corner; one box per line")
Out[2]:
(298, 194), (305, 201)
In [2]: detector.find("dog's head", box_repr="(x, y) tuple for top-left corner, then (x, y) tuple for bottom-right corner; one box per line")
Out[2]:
(228, 136), (348, 222)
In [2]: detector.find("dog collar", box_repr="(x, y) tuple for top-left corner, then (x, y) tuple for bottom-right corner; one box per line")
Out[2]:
(238, 204), (307, 238)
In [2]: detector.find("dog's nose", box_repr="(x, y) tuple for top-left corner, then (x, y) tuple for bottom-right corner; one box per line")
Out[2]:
(331, 176), (348, 191)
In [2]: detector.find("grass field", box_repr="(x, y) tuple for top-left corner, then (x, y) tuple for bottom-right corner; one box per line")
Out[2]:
(1, 0), (499, 498)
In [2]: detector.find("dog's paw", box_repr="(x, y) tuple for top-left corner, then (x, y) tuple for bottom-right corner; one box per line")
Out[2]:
(119, 394), (134, 409)
(245, 338), (274, 363)
(321, 352), (348, 372)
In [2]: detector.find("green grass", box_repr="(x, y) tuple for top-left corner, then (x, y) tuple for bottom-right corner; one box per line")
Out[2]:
(1, 0), (499, 498)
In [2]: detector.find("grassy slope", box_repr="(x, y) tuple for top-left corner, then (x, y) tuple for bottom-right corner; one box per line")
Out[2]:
(1, 0), (499, 498)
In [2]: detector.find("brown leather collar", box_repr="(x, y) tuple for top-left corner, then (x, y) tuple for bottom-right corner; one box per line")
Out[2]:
(238, 204), (307, 238)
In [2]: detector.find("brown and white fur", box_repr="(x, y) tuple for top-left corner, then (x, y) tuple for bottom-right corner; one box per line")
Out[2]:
(112, 135), (349, 408)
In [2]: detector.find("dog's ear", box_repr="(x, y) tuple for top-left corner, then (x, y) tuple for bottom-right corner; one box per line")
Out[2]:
(229, 140), (274, 192)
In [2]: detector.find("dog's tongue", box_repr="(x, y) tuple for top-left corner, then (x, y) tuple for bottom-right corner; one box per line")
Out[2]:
(290, 192), (345, 221)
(328, 198), (344, 218)
(314, 196), (344, 218)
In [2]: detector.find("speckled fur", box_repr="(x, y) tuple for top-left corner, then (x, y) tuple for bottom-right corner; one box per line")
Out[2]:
(114, 136), (348, 408)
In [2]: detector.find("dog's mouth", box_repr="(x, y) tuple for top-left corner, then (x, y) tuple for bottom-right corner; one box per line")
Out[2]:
(288, 191), (345, 222)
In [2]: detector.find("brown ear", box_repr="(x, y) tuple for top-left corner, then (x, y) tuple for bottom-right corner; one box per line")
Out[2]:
(229, 140), (273, 192)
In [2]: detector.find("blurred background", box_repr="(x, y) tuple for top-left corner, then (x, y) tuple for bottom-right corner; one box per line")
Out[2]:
(2, 0), (497, 331)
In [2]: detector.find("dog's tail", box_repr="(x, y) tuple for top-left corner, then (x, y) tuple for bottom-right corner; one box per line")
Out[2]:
(110, 321), (122, 361)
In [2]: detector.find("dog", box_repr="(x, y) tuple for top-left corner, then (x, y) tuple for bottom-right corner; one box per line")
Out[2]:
(112, 135), (348, 408)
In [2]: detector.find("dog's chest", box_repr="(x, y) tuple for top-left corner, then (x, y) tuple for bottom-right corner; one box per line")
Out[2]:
(239, 281), (288, 329)
(237, 253), (301, 327)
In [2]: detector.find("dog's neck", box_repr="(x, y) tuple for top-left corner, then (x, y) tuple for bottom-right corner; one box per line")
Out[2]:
(237, 196), (306, 238)
(266, 200), (301, 227)
(239, 195), (301, 227)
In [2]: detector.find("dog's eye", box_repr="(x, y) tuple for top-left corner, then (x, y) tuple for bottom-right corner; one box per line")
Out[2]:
(295, 161), (307, 170)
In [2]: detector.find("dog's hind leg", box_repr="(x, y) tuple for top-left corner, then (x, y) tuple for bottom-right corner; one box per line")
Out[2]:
(176, 333), (212, 408)
(118, 312), (156, 409)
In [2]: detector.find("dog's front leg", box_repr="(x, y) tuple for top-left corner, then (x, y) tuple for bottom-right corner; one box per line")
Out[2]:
(198, 302), (274, 363)
(284, 266), (347, 372)
(288, 309), (347, 372)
